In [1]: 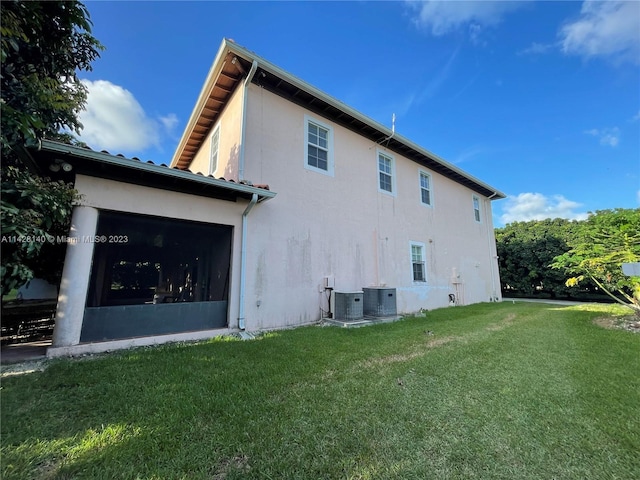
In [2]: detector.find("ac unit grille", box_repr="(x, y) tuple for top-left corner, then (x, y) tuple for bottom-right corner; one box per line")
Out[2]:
(334, 292), (364, 321)
(363, 288), (397, 317)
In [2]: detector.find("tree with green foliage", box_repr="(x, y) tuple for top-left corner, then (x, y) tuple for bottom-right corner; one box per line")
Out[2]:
(495, 218), (583, 298)
(1, 0), (103, 295)
(551, 209), (640, 315)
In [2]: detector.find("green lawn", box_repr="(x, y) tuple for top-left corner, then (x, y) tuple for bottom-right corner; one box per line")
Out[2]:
(2, 302), (639, 479)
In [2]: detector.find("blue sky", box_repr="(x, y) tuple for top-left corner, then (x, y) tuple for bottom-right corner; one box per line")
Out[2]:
(76, 1), (640, 226)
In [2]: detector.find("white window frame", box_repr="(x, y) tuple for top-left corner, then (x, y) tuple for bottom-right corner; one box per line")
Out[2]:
(304, 114), (334, 176)
(410, 241), (427, 283)
(209, 123), (221, 175)
(377, 149), (396, 196)
(472, 194), (482, 223)
(419, 170), (433, 207)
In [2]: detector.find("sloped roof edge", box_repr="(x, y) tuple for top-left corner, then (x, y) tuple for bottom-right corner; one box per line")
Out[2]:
(39, 140), (276, 202)
(170, 40), (233, 169)
(173, 38), (505, 200)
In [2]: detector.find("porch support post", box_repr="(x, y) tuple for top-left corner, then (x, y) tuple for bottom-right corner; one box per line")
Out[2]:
(51, 206), (99, 348)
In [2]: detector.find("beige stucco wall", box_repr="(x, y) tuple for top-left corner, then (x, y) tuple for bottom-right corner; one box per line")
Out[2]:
(74, 174), (250, 326)
(240, 84), (501, 330)
(188, 83), (244, 180)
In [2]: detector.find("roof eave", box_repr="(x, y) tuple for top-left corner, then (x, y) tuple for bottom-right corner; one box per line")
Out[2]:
(39, 140), (276, 202)
(224, 42), (505, 200)
(170, 39), (235, 169)
(175, 39), (505, 200)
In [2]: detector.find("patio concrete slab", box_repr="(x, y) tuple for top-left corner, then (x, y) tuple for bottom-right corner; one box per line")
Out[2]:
(1, 339), (50, 365)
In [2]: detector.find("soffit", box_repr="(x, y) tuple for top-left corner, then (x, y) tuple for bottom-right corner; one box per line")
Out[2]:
(173, 52), (252, 170)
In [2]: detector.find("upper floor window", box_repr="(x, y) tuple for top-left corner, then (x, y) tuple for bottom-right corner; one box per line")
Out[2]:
(377, 150), (395, 195)
(420, 171), (432, 206)
(304, 115), (334, 176)
(210, 124), (220, 175)
(473, 195), (481, 222)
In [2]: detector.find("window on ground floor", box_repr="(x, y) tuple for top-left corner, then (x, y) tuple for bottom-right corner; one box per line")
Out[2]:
(410, 242), (426, 283)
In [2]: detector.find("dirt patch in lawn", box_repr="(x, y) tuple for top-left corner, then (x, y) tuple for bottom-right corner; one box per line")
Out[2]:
(425, 335), (459, 348)
(361, 335), (460, 368)
(212, 455), (251, 479)
(486, 313), (517, 332)
(593, 316), (640, 333)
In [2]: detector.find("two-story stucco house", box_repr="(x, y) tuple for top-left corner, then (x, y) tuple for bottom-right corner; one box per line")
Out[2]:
(34, 39), (504, 357)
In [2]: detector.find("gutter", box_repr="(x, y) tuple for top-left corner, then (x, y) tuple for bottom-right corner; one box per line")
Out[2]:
(238, 193), (258, 330)
(238, 60), (259, 182)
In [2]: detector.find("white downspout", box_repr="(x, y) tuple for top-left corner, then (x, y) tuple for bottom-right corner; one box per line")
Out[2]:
(238, 60), (258, 182)
(238, 193), (258, 330)
(486, 192), (499, 301)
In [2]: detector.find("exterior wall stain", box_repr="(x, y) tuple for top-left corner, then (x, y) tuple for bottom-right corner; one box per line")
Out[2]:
(239, 84), (501, 329)
(254, 250), (266, 298)
(285, 233), (313, 287)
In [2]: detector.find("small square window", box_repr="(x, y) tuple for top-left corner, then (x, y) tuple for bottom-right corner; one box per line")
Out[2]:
(304, 115), (333, 176)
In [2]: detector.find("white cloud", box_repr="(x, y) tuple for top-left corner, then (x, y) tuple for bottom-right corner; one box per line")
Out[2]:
(632, 110), (640, 122)
(584, 127), (620, 147)
(159, 113), (179, 132)
(519, 42), (554, 56)
(406, 0), (525, 37)
(500, 193), (589, 224)
(468, 23), (484, 46)
(559, 1), (640, 65)
(453, 145), (487, 164)
(395, 46), (460, 116)
(415, 46), (460, 103)
(77, 79), (177, 153)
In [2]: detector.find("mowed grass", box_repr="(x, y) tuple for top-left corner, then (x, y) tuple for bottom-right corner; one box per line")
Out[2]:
(1, 302), (639, 479)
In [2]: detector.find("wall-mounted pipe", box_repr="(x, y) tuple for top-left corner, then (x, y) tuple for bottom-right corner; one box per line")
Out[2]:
(238, 193), (258, 330)
(374, 113), (396, 147)
(238, 60), (258, 182)
(486, 192), (499, 301)
(384, 113), (396, 143)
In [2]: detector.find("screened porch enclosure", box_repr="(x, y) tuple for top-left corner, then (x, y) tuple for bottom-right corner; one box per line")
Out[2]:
(81, 211), (233, 342)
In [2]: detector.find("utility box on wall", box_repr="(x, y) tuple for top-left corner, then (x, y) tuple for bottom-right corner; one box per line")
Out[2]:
(333, 292), (364, 321)
(363, 287), (397, 317)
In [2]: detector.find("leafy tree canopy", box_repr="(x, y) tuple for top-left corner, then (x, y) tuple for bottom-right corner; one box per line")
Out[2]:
(1, 0), (103, 295)
(495, 218), (584, 297)
(551, 209), (640, 314)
